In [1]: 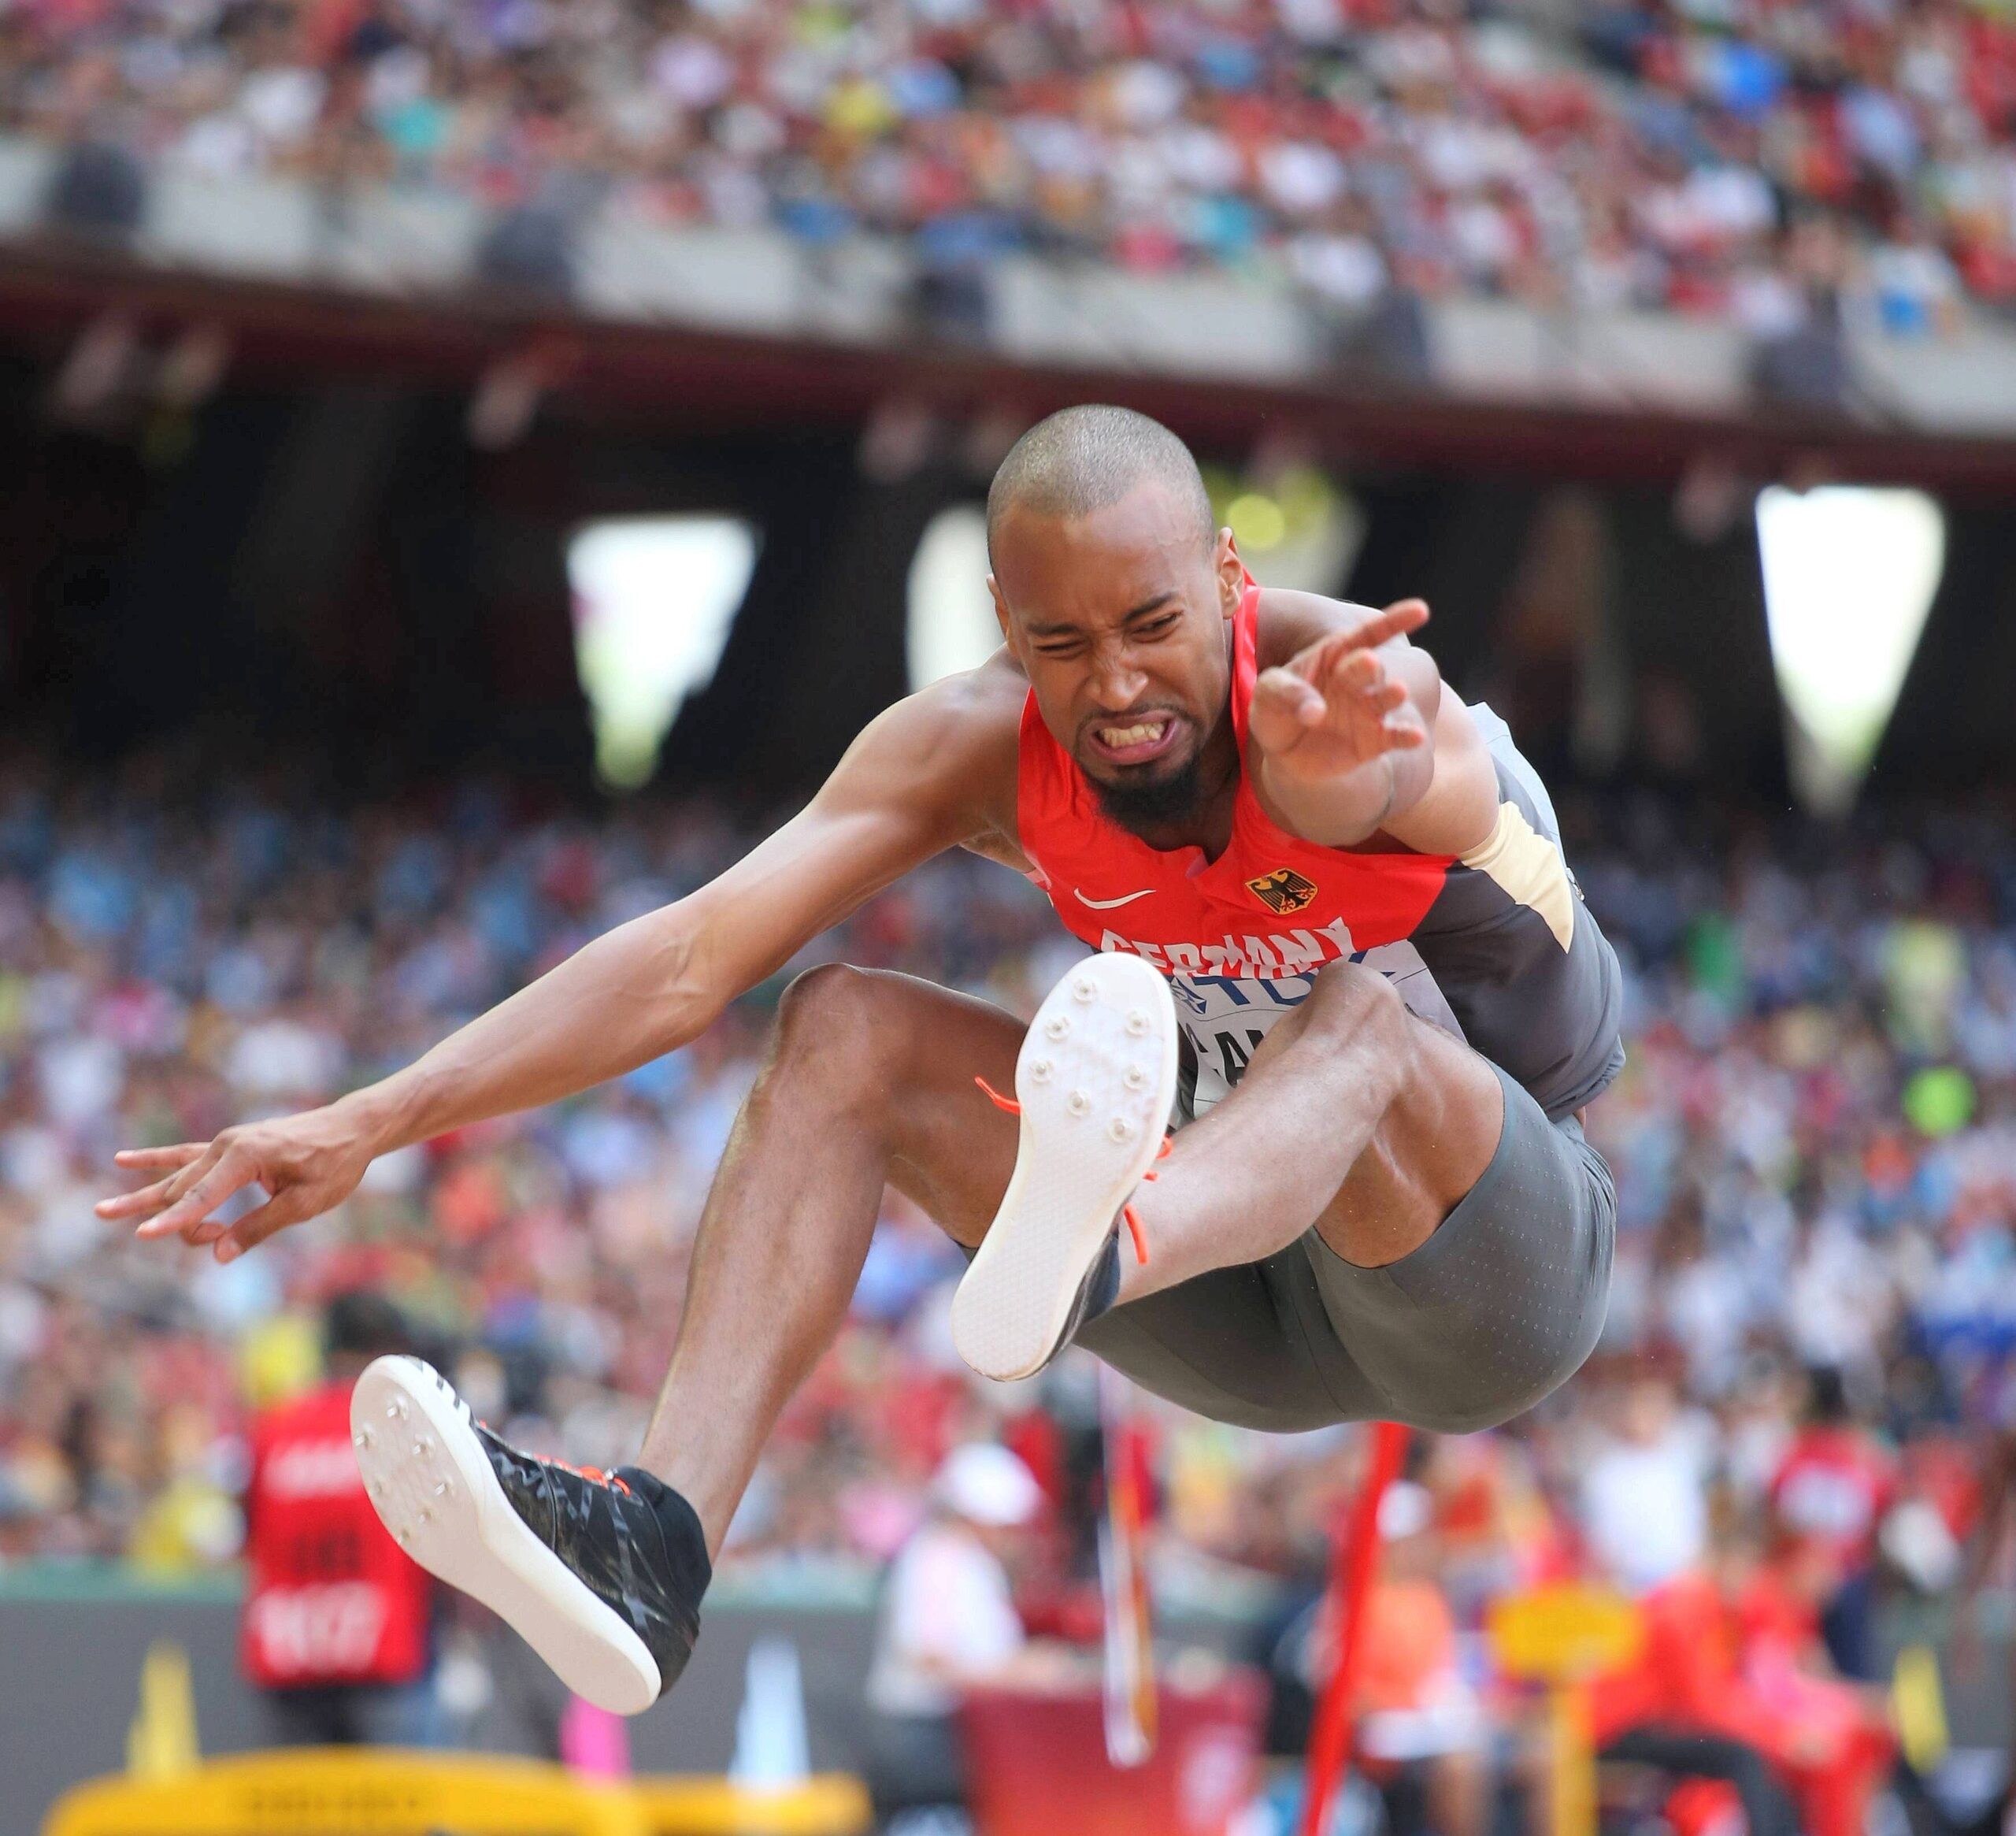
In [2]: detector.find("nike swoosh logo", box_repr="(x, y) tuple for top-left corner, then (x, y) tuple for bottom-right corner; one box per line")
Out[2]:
(1075, 887), (1156, 910)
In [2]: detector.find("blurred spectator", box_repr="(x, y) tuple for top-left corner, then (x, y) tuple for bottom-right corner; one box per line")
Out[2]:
(865, 1441), (1045, 1828)
(3, 759), (2016, 1814)
(1769, 1366), (1898, 1679)
(1578, 1370), (1714, 1595)
(1352, 1482), (1492, 1836)
(243, 1291), (439, 1747)
(5, 0), (2016, 332)
(1588, 1562), (1805, 1836)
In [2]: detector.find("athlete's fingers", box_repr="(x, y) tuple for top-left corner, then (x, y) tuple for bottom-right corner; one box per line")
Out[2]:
(98, 1173), (186, 1220)
(128, 1145), (224, 1233)
(1328, 647), (1384, 691)
(1254, 666), (1327, 729)
(215, 1189), (313, 1263)
(98, 1144), (215, 1218)
(134, 1143), (261, 1240)
(113, 1144), (208, 1170)
(1286, 601), (1430, 686)
(1311, 601), (1430, 671)
(1325, 650), (1403, 701)
(1370, 598), (1430, 640)
(1343, 599), (1429, 654)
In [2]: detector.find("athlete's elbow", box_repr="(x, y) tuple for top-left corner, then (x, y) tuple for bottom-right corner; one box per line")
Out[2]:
(611, 913), (722, 1055)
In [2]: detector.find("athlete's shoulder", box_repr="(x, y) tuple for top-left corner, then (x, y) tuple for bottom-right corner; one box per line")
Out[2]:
(884, 647), (1026, 756)
(842, 647), (1025, 835)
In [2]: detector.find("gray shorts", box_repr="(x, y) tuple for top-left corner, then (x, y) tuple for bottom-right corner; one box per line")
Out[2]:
(1073, 1062), (1615, 1436)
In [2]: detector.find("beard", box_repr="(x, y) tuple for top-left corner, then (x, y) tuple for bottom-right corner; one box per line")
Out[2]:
(1089, 751), (1208, 837)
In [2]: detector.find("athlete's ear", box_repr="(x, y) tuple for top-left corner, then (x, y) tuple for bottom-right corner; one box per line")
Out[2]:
(987, 573), (1015, 650)
(1215, 529), (1244, 615)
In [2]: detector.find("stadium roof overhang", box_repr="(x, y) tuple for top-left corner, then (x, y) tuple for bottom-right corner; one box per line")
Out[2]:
(6, 241), (2016, 499)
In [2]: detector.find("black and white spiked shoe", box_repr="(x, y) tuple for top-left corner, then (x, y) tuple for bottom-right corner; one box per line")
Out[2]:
(350, 1356), (708, 1715)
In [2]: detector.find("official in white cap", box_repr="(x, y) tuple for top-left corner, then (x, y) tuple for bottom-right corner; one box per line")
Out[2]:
(865, 1442), (1044, 1827)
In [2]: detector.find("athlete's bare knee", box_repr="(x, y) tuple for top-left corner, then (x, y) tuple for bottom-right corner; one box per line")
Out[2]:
(775, 961), (883, 1050)
(764, 963), (903, 1115)
(1306, 963), (1414, 1089)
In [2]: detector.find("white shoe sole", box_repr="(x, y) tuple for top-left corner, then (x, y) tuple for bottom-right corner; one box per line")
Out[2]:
(350, 1355), (662, 1715)
(951, 953), (1179, 1382)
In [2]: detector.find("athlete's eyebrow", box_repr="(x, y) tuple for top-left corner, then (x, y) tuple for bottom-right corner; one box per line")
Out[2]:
(1021, 592), (1177, 639)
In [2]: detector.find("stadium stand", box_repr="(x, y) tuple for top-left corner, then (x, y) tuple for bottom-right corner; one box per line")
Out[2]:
(3, 0), (2014, 326)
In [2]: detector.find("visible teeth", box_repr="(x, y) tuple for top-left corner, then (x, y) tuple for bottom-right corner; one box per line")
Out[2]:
(1099, 721), (1167, 748)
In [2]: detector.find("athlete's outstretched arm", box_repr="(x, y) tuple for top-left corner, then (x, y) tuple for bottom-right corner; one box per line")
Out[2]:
(1248, 592), (1499, 853)
(99, 670), (1021, 1261)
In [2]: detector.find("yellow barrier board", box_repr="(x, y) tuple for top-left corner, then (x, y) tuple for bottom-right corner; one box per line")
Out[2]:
(1487, 1588), (1643, 1836)
(1488, 1584), (1641, 1684)
(45, 1752), (870, 1836)
(46, 1749), (650, 1836)
(633, 1775), (870, 1834)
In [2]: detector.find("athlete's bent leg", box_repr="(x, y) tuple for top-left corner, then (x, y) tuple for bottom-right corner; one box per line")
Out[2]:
(1117, 960), (1504, 1301)
(638, 963), (1026, 1555)
(354, 964), (1028, 1715)
(948, 953), (1510, 1382)
(354, 954), (1561, 1711)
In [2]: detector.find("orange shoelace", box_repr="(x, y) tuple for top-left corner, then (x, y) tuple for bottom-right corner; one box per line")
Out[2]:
(478, 1422), (632, 1497)
(973, 1076), (1164, 1266)
(553, 1458), (632, 1496)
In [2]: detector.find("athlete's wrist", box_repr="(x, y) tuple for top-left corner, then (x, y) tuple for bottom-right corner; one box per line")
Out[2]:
(332, 1075), (423, 1159)
(1258, 747), (1403, 848)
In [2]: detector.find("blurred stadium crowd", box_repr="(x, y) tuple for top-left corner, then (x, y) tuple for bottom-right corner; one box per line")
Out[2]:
(0, 755), (2014, 1793)
(6, 0), (2016, 335)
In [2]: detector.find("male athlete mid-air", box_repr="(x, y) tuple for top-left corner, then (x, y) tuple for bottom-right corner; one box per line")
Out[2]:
(102, 406), (1621, 1715)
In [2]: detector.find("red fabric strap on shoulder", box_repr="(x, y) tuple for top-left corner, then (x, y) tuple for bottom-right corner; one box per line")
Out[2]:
(1228, 581), (1262, 751)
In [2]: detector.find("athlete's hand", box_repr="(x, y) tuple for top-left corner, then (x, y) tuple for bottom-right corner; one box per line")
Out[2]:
(1249, 598), (1432, 787)
(96, 1104), (378, 1262)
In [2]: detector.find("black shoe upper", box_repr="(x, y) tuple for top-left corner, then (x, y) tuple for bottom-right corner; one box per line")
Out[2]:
(1057, 1227), (1122, 1357)
(472, 1424), (710, 1700)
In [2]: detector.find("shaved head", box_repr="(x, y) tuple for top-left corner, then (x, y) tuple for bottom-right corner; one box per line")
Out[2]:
(986, 406), (1214, 563)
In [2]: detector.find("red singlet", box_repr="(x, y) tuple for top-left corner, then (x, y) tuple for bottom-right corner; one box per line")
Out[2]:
(1015, 584), (1625, 1118)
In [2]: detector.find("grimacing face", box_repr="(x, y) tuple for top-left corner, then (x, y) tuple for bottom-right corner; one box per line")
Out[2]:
(988, 480), (1246, 814)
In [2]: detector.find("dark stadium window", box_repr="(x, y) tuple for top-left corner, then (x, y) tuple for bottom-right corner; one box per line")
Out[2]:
(1756, 486), (1944, 815)
(906, 504), (1000, 690)
(567, 516), (759, 790)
